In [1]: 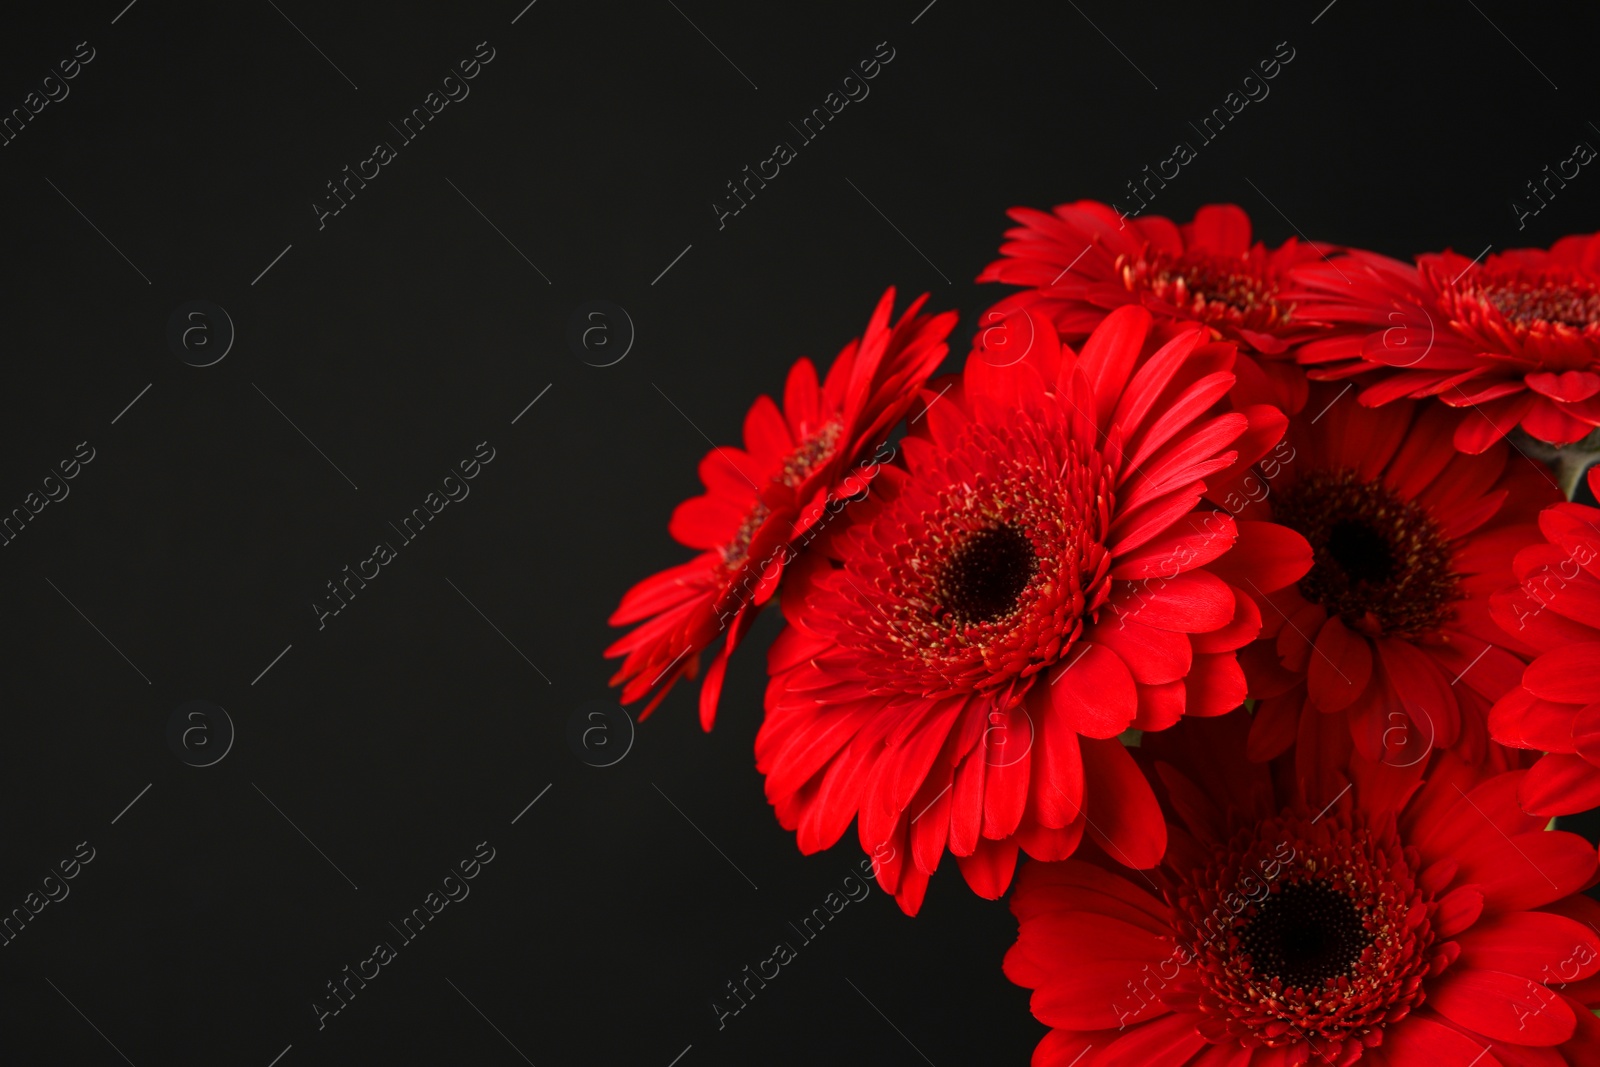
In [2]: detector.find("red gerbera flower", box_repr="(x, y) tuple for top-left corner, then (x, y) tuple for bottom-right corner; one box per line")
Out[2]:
(977, 201), (1334, 414)
(606, 288), (957, 728)
(1490, 468), (1600, 816)
(1240, 382), (1558, 783)
(1005, 711), (1600, 1067)
(755, 305), (1311, 914)
(1290, 233), (1600, 452)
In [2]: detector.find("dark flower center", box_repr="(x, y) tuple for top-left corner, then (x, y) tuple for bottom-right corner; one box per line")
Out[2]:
(1169, 808), (1438, 1058)
(1481, 273), (1600, 330)
(720, 421), (844, 573)
(1430, 260), (1600, 367)
(780, 420), (844, 488)
(1273, 468), (1459, 637)
(1120, 249), (1291, 335)
(721, 502), (771, 571)
(1239, 881), (1372, 989)
(1324, 519), (1395, 586)
(830, 415), (1109, 694)
(937, 524), (1038, 624)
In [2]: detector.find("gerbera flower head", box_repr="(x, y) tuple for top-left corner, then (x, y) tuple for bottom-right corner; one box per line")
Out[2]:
(1006, 710), (1600, 1067)
(756, 304), (1312, 914)
(1490, 468), (1600, 816)
(1241, 381), (1558, 784)
(977, 200), (1335, 414)
(1290, 233), (1600, 452)
(606, 288), (957, 728)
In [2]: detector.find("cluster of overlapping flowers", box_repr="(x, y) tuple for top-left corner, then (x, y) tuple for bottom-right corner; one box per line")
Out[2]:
(608, 201), (1600, 1066)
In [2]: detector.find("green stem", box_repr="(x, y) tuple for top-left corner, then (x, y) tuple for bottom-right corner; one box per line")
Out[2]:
(1511, 427), (1600, 502)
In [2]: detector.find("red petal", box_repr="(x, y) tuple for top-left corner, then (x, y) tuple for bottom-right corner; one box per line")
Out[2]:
(1434, 886), (1485, 937)
(698, 608), (754, 730)
(742, 392), (793, 458)
(1453, 393), (1537, 453)
(1374, 638), (1459, 751)
(1191, 582), (1262, 654)
(1521, 396), (1597, 446)
(1518, 752), (1600, 817)
(980, 702), (1033, 839)
(947, 740), (986, 858)
(1110, 512), (1237, 581)
(1377, 1012), (1509, 1066)
(783, 357), (821, 436)
(1078, 304), (1154, 428)
(1022, 910), (1167, 962)
(668, 493), (748, 548)
(1095, 1011), (1208, 1067)
(1111, 327), (1210, 446)
(1091, 619), (1193, 685)
(1081, 737), (1167, 869)
(1526, 369), (1600, 403)
(1033, 686), (1086, 829)
(1049, 643), (1140, 739)
(1027, 1032), (1099, 1067)
(1024, 953), (1177, 1030)
(1306, 616), (1373, 713)
(953, 836), (1019, 900)
(1010, 854), (1169, 929)
(1429, 968), (1575, 1045)
(1111, 570), (1237, 633)
(1490, 688), (1577, 753)
(1384, 401), (1460, 500)
(1455, 828), (1599, 912)
(1206, 520), (1313, 593)
(1247, 691), (1304, 762)
(1190, 203), (1252, 256)
(1288, 705), (1351, 821)
(1184, 652), (1247, 717)
(1014, 816), (1087, 862)
(1239, 636), (1301, 697)
(1458, 912), (1600, 980)
(1133, 680), (1187, 732)
(1524, 643), (1600, 704)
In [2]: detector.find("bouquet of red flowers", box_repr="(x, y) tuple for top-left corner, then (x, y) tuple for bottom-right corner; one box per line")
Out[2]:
(608, 201), (1600, 1066)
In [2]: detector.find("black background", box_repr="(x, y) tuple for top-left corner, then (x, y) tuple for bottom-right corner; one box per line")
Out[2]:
(1, 0), (1597, 1064)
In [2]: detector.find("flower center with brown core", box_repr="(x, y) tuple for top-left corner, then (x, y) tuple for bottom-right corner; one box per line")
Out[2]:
(1325, 519), (1395, 586)
(1169, 808), (1438, 1058)
(1238, 881), (1372, 988)
(1479, 271), (1600, 332)
(781, 421), (844, 488)
(1429, 261), (1600, 369)
(1119, 249), (1292, 335)
(721, 502), (771, 571)
(828, 414), (1113, 694)
(1273, 468), (1460, 637)
(719, 421), (845, 573)
(936, 524), (1039, 624)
